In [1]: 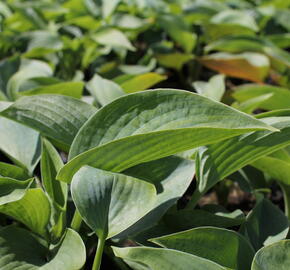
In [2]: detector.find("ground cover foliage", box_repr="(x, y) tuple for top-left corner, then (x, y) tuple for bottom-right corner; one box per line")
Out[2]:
(0, 0), (290, 269)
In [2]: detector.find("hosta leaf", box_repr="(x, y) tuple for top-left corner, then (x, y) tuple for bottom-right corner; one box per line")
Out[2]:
(0, 177), (33, 205)
(41, 138), (66, 209)
(151, 227), (255, 270)
(190, 116), (290, 205)
(0, 56), (20, 95)
(92, 28), (135, 51)
(19, 81), (84, 99)
(156, 53), (193, 70)
(116, 156), (195, 238)
(210, 10), (259, 32)
(113, 246), (227, 270)
(233, 84), (290, 111)
(251, 240), (290, 270)
(0, 94), (97, 147)
(86, 73), (124, 106)
(41, 139), (66, 239)
(120, 73), (167, 93)
(193, 74), (225, 101)
(158, 14), (197, 53)
(0, 117), (40, 173)
(0, 162), (30, 180)
(0, 188), (51, 237)
(71, 166), (157, 239)
(205, 35), (290, 68)
(59, 89), (274, 183)
(102, 0), (120, 17)
(240, 198), (289, 250)
(0, 227), (86, 270)
(200, 52), (270, 82)
(163, 208), (245, 231)
(7, 59), (53, 100)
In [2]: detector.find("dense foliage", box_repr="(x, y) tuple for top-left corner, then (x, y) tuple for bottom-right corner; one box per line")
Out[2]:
(0, 0), (290, 269)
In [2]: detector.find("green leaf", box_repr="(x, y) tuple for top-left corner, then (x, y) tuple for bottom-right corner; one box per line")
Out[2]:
(0, 116), (40, 173)
(189, 116), (290, 204)
(0, 227), (86, 270)
(200, 52), (270, 83)
(92, 28), (135, 51)
(240, 198), (289, 251)
(151, 227), (255, 270)
(102, 0), (120, 17)
(113, 246), (227, 270)
(0, 56), (20, 95)
(41, 138), (66, 209)
(210, 10), (259, 32)
(156, 53), (193, 70)
(251, 240), (290, 270)
(163, 208), (245, 231)
(41, 138), (66, 239)
(19, 81), (84, 99)
(233, 84), (290, 111)
(0, 177), (33, 205)
(0, 161), (30, 180)
(59, 89), (275, 183)
(86, 73), (124, 106)
(7, 59), (53, 100)
(193, 74), (225, 101)
(158, 14), (197, 53)
(116, 156), (195, 238)
(120, 73), (167, 93)
(71, 166), (157, 239)
(205, 36), (290, 68)
(0, 188), (51, 237)
(0, 94), (97, 147)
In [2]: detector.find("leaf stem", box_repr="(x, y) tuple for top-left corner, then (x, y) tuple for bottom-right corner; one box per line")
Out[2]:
(70, 210), (82, 231)
(92, 237), (106, 270)
(185, 189), (203, 209)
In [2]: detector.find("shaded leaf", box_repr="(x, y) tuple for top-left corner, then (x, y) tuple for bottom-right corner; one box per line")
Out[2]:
(71, 166), (157, 239)
(151, 227), (255, 270)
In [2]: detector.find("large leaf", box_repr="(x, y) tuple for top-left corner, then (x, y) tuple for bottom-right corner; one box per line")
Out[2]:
(0, 116), (40, 173)
(113, 246), (227, 270)
(233, 84), (290, 111)
(240, 198), (289, 251)
(151, 227), (255, 270)
(0, 227), (86, 270)
(0, 94), (97, 147)
(200, 52), (270, 82)
(0, 188), (51, 237)
(251, 240), (290, 270)
(71, 166), (157, 239)
(58, 89), (274, 183)
(189, 116), (290, 206)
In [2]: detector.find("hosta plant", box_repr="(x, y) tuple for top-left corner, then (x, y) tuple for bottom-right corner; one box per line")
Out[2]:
(0, 0), (290, 269)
